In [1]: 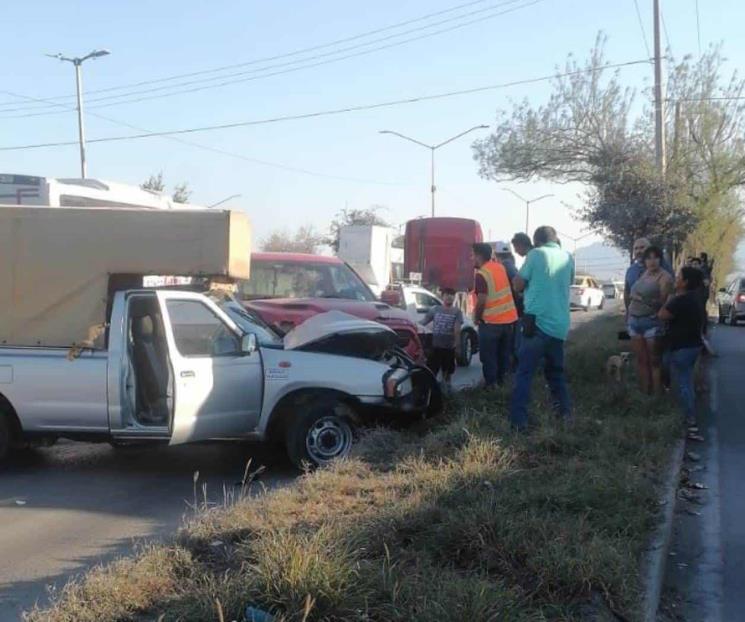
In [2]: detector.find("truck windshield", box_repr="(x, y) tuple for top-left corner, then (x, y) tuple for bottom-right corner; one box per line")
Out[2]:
(219, 302), (283, 347)
(240, 260), (375, 302)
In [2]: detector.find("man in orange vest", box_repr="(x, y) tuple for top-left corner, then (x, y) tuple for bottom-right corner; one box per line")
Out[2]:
(472, 243), (518, 388)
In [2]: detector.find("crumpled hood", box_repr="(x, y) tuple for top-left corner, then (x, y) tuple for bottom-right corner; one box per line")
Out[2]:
(283, 310), (397, 351)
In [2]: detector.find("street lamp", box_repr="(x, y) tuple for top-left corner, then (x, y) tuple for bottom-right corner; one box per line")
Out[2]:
(379, 124), (489, 217)
(555, 229), (595, 255)
(207, 194), (242, 208)
(501, 188), (554, 233)
(47, 49), (110, 179)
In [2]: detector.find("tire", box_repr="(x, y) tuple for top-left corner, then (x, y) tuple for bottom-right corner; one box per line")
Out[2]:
(285, 400), (356, 469)
(598, 296), (605, 310)
(0, 412), (12, 463)
(457, 331), (474, 367)
(731, 308), (739, 327)
(718, 306), (726, 324)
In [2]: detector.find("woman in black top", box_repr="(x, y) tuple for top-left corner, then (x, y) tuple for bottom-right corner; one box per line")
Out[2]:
(658, 267), (704, 426)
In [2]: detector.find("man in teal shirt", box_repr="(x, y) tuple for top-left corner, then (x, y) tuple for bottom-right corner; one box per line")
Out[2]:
(510, 226), (574, 430)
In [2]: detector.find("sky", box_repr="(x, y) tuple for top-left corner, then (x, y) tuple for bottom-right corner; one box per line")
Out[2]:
(1, 0), (744, 272)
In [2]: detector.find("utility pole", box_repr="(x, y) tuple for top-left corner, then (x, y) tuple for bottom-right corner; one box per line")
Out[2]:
(379, 125), (489, 217)
(653, 0), (666, 176)
(47, 49), (110, 179)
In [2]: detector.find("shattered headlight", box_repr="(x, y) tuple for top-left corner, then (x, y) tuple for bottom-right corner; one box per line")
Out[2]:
(384, 368), (412, 398)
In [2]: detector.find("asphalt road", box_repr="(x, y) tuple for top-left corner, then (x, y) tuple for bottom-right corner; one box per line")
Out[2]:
(0, 442), (295, 620)
(661, 322), (745, 621)
(0, 299), (620, 621)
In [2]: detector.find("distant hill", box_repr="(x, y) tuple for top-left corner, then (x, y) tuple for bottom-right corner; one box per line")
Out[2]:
(574, 241), (628, 282)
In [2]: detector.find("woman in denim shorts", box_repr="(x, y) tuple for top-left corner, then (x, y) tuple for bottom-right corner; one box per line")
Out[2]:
(628, 246), (674, 394)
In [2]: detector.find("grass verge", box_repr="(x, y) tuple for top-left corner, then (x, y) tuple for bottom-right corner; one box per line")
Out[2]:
(26, 313), (680, 622)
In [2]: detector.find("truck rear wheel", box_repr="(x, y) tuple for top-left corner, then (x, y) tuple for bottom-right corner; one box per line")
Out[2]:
(285, 400), (356, 469)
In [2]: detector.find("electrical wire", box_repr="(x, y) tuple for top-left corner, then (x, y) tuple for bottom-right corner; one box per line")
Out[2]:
(0, 89), (408, 185)
(0, 0), (540, 116)
(0, 0), (497, 109)
(0, 58), (652, 152)
(632, 0), (652, 58)
(661, 11), (674, 55)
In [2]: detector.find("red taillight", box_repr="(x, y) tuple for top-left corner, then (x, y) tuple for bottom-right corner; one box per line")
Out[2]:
(738, 293), (745, 303)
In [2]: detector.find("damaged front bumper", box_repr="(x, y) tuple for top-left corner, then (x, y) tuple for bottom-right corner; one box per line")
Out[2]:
(359, 360), (443, 417)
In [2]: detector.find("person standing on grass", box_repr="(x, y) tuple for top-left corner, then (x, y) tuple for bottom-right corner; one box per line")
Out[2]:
(510, 226), (574, 430)
(658, 267), (704, 427)
(472, 243), (518, 389)
(420, 287), (463, 392)
(624, 237), (674, 311)
(627, 246), (674, 395)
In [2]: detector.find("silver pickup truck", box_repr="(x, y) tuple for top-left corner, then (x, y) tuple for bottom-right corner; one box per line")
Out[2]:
(0, 289), (437, 467)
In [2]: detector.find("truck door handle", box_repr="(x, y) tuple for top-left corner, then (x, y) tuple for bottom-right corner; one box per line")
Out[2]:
(180, 370), (196, 378)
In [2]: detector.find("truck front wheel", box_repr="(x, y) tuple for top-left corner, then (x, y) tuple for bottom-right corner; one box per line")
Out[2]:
(285, 401), (356, 469)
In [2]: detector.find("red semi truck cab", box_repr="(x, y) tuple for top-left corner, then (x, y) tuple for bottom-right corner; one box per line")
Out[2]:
(238, 252), (424, 362)
(404, 217), (483, 291)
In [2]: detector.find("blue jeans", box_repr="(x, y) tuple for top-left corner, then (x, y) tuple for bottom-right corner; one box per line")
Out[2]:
(669, 346), (700, 422)
(510, 329), (571, 429)
(478, 322), (514, 386)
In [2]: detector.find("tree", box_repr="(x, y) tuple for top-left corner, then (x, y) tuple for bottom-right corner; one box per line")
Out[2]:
(261, 225), (325, 254)
(578, 157), (698, 257)
(473, 37), (744, 277)
(327, 205), (391, 253)
(141, 172), (192, 204)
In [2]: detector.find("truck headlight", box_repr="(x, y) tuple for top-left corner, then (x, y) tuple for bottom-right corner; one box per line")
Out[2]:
(384, 368), (410, 398)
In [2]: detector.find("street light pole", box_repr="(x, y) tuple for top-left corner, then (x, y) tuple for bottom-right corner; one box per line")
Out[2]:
(379, 124), (489, 217)
(47, 49), (110, 178)
(501, 188), (554, 233)
(73, 62), (87, 179)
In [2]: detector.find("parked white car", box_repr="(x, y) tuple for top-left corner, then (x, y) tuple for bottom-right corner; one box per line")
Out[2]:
(382, 284), (478, 366)
(570, 275), (605, 311)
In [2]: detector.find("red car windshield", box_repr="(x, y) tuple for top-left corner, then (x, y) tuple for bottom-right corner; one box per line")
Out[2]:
(240, 260), (376, 302)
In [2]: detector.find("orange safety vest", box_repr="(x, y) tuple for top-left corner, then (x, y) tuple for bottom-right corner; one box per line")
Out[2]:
(477, 260), (518, 324)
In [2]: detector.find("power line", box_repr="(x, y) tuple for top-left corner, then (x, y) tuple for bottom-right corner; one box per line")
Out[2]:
(632, 0), (652, 58)
(0, 58), (652, 152)
(0, 0), (540, 116)
(0, 0), (497, 109)
(0, 89), (408, 186)
(661, 11), (674, 55)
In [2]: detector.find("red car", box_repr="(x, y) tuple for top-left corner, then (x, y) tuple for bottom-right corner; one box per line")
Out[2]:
(239, 252), (424, 362)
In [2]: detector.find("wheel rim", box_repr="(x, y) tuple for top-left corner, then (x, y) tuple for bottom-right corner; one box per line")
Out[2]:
(305, 415), (353, 464)
(464, 336), (472, 362)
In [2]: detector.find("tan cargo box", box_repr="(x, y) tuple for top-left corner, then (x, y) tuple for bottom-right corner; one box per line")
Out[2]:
(0, 205), (251, 347)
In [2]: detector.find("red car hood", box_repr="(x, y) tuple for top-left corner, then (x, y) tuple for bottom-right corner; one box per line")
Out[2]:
(244, 297), (411, 324)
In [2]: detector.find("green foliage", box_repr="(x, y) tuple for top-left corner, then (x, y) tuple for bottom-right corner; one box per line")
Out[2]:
(141, 171), (193, 204)
(260, 225), (325, 254)
(473, 36), (744, 273)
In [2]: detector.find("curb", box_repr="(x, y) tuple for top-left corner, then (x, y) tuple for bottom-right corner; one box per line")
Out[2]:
(641, 438), (685, 622)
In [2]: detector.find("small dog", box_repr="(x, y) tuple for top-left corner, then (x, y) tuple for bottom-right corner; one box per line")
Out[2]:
(606, 352), (631, 382)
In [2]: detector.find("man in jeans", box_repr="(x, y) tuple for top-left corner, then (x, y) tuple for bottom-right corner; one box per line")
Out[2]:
(472, 243), (518, 388)
(510, 226), (574, 429)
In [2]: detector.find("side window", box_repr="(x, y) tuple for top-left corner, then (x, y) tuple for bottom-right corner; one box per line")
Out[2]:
(414, 292), (439, 310)
(166, 300), (240, 357)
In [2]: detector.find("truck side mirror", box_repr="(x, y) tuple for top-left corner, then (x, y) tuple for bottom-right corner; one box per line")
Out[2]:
(241, 333), (257, 355)
(380, 289), (401, 306)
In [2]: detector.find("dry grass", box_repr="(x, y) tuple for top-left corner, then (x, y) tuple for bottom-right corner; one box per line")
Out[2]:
(25, 314), (679, 622)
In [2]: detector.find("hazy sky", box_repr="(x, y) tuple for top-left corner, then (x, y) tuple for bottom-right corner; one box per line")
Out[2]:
(1, 0), (743, 267)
